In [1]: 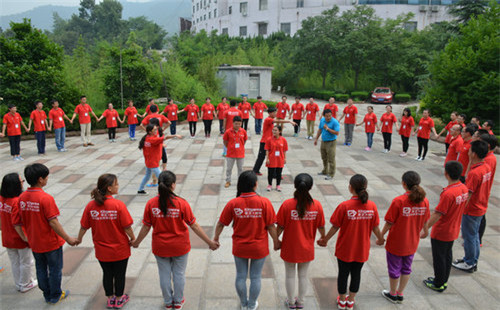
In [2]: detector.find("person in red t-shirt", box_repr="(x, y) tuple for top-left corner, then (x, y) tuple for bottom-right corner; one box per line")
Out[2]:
(444, 125), (463, 165)
(222, 100), (243, 157)
(137, 124), (182, 194)
(378, 105), (399, 153)
(142, 98), (159, 117)
(356, 106), (378, 151)
(323, 97), (339, 119)
(437, 111), (458, 154)
(470, 116), (481, 129)
(265, 126), (288, 191)
(379, 171), (430, 303)
(238, 96), (252, 132)
(252, 96), (268, 135)
(398, 108), (415, 157)
(178, 99), (200, 138)
(16, 163), (78, 304)
(457, 124), (476, 181)
(98, 103), (124, 142)
(132, 171), (218, 309)
(289, 97), (305, 137)
(477, 134), (497, 247)
(305, 98), (320, 139)
(1, 104), (29, 160)
(481, 119), (494, 135)
(276, 96), (291, 120)
(318, 174), (383, 310)
(216, 97), (230, 135)
(338, 98), (358, 146)
(421, 161), (468, 292)
(48, 100), (72, 151)
(276, 173), (325, 309)
(77, 174), (135, 309)
(412, 109), (437, 161)
(160, 98), (179, 135)
(0, 173), (37, 293)
(124, 100), (140, 140)
(201, 97), (215, 138)
(214, 171), (280, 310)
(223, 116), (247, 188)
(28, 101), (49, 155)
(70, 95), (98, 147)
(141, 105), (171, 131)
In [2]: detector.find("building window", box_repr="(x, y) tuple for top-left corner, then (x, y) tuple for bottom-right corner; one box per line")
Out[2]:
(297, 0), (304, 8)
(209, 11), (211, 19)
(204, 14), (206, 20)
(214, 9), (217, 17)
(258, 23), (267, 36)
(280, 23), (291, 35)
(240, 26), (247, 36)
(196, 3), (199, 10)
(403, 21), (418, 31)
(222, 28), (228, 35)
(193, 6), (195, 13)
(259, 0), (268, 10)
(229, 6), (232, 14)
(240, 2), (248, 16)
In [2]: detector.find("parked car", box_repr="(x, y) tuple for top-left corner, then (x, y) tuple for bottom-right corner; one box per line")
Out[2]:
(371, 87), (394, 103)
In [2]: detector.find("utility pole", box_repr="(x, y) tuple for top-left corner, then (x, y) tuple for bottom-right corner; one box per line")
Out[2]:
(120, 48), (124, 110)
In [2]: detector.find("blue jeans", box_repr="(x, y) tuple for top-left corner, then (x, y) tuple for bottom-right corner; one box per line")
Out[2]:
(366, 132), (374, 148)
(35, 131), (46, 154)
(234, 256), (266, 308)
(255, 118), (263, 134)
(54, 127), (66, 150)
(170, 121), (177, 135)
(128, 124), (136, 138)
(461, 214), (482, 266)
(32, 246), (63, 303)
(139, 167), (161, 191)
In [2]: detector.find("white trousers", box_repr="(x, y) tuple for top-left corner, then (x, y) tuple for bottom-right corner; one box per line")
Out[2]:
(7, 247), (35, 290)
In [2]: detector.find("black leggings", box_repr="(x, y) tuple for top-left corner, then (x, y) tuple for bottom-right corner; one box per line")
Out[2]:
(268, 167), (283, 186)
(219, 119), (225, 134)
(382, 132), (392, 150)
(401, 135), (409, 153)
(99, 258), (128, 297)
(337, 259), (364, 295)
(162, 147), (167, 164)
(445, 143), (450, 154)
(293, 119), (301, 134)
(108, 127), (116, 140)
(253, 142), (266, 174)
(203, 119), (212, 136)
(8, 135), (21, 156)
(242, 119), (249, 131)
(417, 137), (429, 159)
(189, 121), (197, 136)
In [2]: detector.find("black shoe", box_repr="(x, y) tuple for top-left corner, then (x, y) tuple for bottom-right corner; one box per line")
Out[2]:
(137, 190), (147, 195)
(397, 294), (403, 303)
(423, 278), (447, 292)
(382, 290), (399, 304)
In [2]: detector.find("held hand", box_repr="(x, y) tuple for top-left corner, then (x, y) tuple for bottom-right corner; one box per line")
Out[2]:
(420, 231), (428, 239)
(284, 159), (286, 164)
(291, 121), (297, 126)
(274, 240), (282, 251)
(0, 133), (4, 138)
(209, 240), (220, 251)
(176, 135), (183, 139)
(67, 237), (79, 246)
(316, 238), (327, 247)
(131, 239), (140, 248)
(266, 159), (270, 165)
(129, 238), (136, 247)
(70, 120), (73, 124)
(375, 238), (385, 246)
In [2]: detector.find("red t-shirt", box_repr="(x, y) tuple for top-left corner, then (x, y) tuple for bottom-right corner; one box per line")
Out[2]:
(219, 192), (277, 259)
(380, 113), (397, 134)
(145, 103), (159, 115)
(0, 196), (29, 249)
(80, 197), (133, 262)
(216, 103), (229, 119)
(330, 197), (379, 263)
(465, 162), (492, 216)
(142, 136), (164, 168)
(3, 112), (23, 136)
(30, 110), (47, 132)
(431, 182), (469, 241)
(163, 104), (178, 121)
(343, 105), (358, 124)
(260, 117), (275, 143)
(124, 107), (139, 125)
(399, 116), (415, 137)
(102, 109), (118, 128)
(445, 135), (463, 164)
(185, 104), (199, 122)
(323, 103), (339, 119)
(253, 102), (268, 119)
(141, 113), (170, 127)
(363, 113), (377, 133)
(201, 103), (215, 120)
(291, 103), (305, 120)
(265, 136), (288, 168)
(384, 193), (430, 256)
(444, 120), (458, 144)
(305, 103), (320, 121)
(49, 108), (66, 129)
(417, 117), (435, 139)
(277, 198), (325, 263)
(74, 103), (92, 124)
(223, 128), (247, 158)
(238, 102), (252, 120)
(484, 151), (497, 197)
(276, 102), (290, 119)
(142, 196), (195, 257)
(224, 107), (242, 130)
(16, 188), (65, 253)
(457, 139), (472, 176)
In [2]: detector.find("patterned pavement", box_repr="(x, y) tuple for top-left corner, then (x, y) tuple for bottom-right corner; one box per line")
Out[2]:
(0, 102), (499, 310)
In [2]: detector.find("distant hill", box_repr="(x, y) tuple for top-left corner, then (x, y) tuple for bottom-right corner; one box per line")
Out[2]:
(0, 0), (191, 35)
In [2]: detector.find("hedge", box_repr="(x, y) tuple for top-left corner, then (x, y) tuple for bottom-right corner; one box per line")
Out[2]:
(335, 94), (349, 102)
(395, 94), (411, 103)
(350, 91), (370, 101)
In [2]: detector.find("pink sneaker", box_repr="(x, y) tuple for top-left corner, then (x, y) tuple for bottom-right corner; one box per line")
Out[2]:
(114, 294), (129, 309)
(276, 185), (282, 192)
(106, 296), (116, 309)
(266, 185), (272, 191)
(364, 147), (371, 151)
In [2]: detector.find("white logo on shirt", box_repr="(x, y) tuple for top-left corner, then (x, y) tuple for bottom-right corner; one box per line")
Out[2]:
(152, 207), (179, 218)
(402, 206), (427, 216)
(455, 192), (468, 205)
(234, 208), (262, 218)
(291, 210), (318, 221)
(0, 202), (12, 213)
(20, 201), (40, 212)
(234, 208), (244, 216)
(347, 209), (374, 220)
(482, 172), (491, 183)
(90, 210), (118, 220)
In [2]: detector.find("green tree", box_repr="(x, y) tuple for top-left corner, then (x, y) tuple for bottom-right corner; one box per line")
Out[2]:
(449, 0), (488, 24)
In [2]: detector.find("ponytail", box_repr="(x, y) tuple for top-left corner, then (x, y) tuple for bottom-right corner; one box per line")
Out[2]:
(350, 174), (369, 204)
(294, 173), (313, 218)
(91, 174), (117, 206)
(236, 171), (258, 197)
(158, 171), (178, 216)
(139, 124), (155, 150)
(402, 171), (426, 203)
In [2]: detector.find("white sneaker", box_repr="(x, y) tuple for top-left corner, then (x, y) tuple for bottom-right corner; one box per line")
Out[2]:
(20, 280), (38, 293)
(382, 149), (387, 153)
(399, 152), (407, 157)
(248, 301), (259, 310)
(415, 156), (421, 161)
(452, 261), (476, 272)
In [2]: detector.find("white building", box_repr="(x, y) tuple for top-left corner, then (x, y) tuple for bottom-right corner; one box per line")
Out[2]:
(191, 0), (456, 36)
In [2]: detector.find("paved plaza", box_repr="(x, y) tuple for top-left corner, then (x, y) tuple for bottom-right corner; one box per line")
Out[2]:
(0, 102), (499, 310)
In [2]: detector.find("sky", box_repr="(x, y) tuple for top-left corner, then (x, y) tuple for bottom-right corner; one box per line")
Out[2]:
(0, 0), (154, 16)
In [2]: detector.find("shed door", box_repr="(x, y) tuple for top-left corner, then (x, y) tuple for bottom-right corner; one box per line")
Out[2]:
(249, 74), (260, 98)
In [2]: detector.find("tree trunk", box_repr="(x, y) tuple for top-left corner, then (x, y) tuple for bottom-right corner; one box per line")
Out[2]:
(354, 68), (360, 91)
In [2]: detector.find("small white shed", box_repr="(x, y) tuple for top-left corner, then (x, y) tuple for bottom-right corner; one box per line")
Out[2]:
(217, 65), (273, 99)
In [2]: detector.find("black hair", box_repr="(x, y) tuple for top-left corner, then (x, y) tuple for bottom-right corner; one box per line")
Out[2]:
(459, 113), (467, 121)
(34, 100), (42, 106)
(168, 98), (173, 103)
(127, 99), (133, 104)
(282, 96), (287, 99)
(139, 124), (156, 150)
(206, 97), (211, 101)
(349, 174), (369, 204)
(295, 96), (301, 100)
(24, 163), (49, 187)
(471, 116), (480, 122)
(0, 173), (23, 198)
(323, 109), (332, 116)
(367, 106), (373, 110)
(445, 161), (463, 180)
(294, 173), (313, 219)
(148, 98), (154, 102)
(464, 124), (477, 136)
(222, 97), (227, 100)
(402, 171), (426, 204)
(451, 111), (458, 116)
(479, 134), (498, 151)
(158, 171), (178, 216)
(230, 99), (237, 107)
(8, 104), (16, 109)
(469, 122), (479, 132)
(470, 140), (489, 159)
(233, 116), (242, 123)
(257, 96), (262, 99)
(386, 105), (392, 110)
(423, 109), (430, 114)
(51, 99), (58, 105)
(268, 107), (276, 113)
(236, 171), (258, 197)
(484, 120), (494, 128)
(80, 95), (86, 99)
(150, 105), (158, 113)
(476, 129), (488, 136)
(149, 117), (163, 137)
(91, 174), (117, 206)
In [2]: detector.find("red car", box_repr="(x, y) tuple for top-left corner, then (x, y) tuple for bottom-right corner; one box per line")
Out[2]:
(371, 87), (394, 103)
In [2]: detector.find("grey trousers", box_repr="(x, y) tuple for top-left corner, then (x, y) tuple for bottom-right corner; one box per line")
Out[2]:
(344, 123), (354, 144)
(226, 157), (244, 182)
(155, 253), (189, 305)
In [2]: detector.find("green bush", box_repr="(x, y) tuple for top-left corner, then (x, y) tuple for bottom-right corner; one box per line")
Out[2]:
(350, 91), (370, 101)
(395, 94), (411, 103)
(335, 94), (349, 102)
(227, 97), (277, 108)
